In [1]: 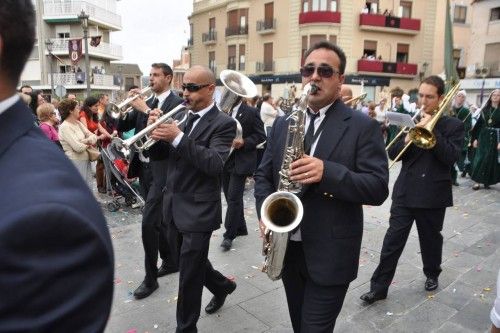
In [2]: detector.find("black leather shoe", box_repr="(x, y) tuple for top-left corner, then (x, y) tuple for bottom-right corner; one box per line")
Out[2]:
(236, 229), (248, 236)
(425, 277), (438, 291)
(360, 290), (387, 304)
(158, 263), (179, 277)
(220, 238), (232, 251)
(133, 280), (159, 300)
(205, 280), (237, 314)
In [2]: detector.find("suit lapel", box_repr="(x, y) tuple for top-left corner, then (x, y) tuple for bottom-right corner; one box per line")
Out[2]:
(313, 100), (350, 160)
(188, 106), (218, 139)
(0, 100), (35, 157)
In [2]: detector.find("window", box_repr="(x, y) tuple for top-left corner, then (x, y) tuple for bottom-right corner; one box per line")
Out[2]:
(58, 32), (70, 39)
(312, 0), (319, 11)
(453, 48), (461, 68)
(310, 34), (327, 46)
(239, 44), (246, 71)
(263, 42), (273, 71)
(396, 44), (409, 63)
(59, 65), (72, 73)
(490, 7), (500, 21)
(329, 35), (337, 44)
(331, 0), (338, 12)
(302, 0), (338, 12)
(228, 45), (236, 70)
(303, 0), (309, 12)
(365, 0), (379, 14)
(208, 51), (216, 73)
(484, 43), (500, 75)
(399, 1), (412, 18)
(301, 36), (308, 65)
(454, 5), (467, 24)
(209, 17), (215, 34)
(363, 40), (377, 58)
(319, 0), (327, 11)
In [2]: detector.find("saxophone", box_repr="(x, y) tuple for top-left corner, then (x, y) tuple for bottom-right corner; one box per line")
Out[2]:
(260, 83), (318, 280)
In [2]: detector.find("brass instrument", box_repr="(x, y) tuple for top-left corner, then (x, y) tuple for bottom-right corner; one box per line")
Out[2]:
(385, 109), (421, 151)
(260, 83), (318, 280)
(345, 92), (367, 106)
(108, 86), (153, 119)
(218, 69), (258, 156)
(389, 83), (461, 168)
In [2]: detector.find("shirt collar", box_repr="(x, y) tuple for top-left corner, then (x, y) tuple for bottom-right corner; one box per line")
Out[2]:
(190, 102), (214, 119)
(0, 94), (20, 116)
(154, 89), (171, 107)
(308, 101), (334, 118)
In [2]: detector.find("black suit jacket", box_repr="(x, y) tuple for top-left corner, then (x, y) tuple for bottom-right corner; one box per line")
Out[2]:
(163, 105), (237, 232)
(389, 115), (464, 208)
(254, 100), (389, 286)
(227, 103), (266, 175)
(0, 100), (114, 331)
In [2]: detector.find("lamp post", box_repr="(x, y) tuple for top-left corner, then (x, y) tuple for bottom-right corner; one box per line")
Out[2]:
(78, 10), (91, 97)
(45, 39), (55, 98)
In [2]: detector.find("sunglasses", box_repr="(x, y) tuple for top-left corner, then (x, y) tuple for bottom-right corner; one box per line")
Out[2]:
(300, 65), (339, 78)
(181, 83), (210, 92)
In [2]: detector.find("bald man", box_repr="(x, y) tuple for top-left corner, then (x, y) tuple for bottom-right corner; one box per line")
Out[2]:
(150, 65), (238, 332)
(341, 85), (353, 107)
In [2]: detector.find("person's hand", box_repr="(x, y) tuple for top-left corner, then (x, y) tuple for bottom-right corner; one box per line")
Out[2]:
(473, 139), (478, 148)
(150, 121), (181, 143)
(289, 155), (324, 184)
(129, 96), (149, 113)
(127, 88), (141, 98)
(232, 138), (244, 149)
(147, 108), (162, 125)
(112, 130), (118, 137)
(416, 112), (433, 128)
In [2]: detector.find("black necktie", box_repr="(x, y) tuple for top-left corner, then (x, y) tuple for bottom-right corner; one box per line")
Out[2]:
(184, 113), (200, 135)
(150, 97), (159, 109)
(304, 110), (319, 154)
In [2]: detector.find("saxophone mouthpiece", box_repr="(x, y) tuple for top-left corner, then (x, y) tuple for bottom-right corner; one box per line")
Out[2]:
(310, 84), (319, 95)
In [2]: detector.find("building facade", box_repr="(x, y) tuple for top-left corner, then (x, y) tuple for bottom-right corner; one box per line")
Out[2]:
(20, 0), (123, 99)
(188, 0), (499, 103)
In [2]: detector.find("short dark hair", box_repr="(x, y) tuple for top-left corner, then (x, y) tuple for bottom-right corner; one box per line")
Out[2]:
(0, 1), (36, 87)
(151, 63), (173, 76)
(20, 84), (32, 93)
(263, 94), (272, 102)
(390, 87), (404, 98)
(421, 75), (445, 96)
(128, 85), (139, 91)
(303, 41), (347, 75)
(59, 99), (78, 121)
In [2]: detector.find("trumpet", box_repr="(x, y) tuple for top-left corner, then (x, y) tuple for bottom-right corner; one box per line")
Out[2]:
(111, 103), (187, 159)
(389, 83), (461, 168)
(107, 86), (153, 119)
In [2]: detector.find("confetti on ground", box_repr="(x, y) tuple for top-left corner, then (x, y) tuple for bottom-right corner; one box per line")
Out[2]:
(251, 265), (260, 270)
(127, 329), (137, 333)
(476, 266), (482, 272)
(124, 299), (132, 303)
(114, 278), (122, 284)
(227, 275), (236, 281)
(386, 312), (393, 316)
(484, 287), (491, 292)
(174, 296), (178, 301)
(427, 294), (435, 299)
(127, 281), (134, 284)
(453, 288), (456, 293)
(154, 324), (158, 329)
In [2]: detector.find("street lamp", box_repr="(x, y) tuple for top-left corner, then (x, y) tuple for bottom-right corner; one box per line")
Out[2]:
(78, 10), (91, 97)
(45, 39), (55, 98)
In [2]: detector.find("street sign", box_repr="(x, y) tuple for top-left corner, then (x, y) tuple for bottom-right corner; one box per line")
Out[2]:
(55, 85), (67, 98)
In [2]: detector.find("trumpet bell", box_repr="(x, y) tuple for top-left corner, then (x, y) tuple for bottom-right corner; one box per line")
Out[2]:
(260, 191), (303, 233)
(408, 127), (436, 149)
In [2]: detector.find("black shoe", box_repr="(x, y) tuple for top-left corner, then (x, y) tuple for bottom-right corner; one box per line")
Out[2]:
(360, 290), (387, 304)
(98, 187), (107, 194)
(133, 280), (159, 299)
(158, 263), (178, 277)
(205, 280), (237, 314)
(460, 171), (467, 178)
(236, 229), (248, 236)
(425, 277), (438, 291)
(453, 181), (459, 186)
(220, 238), (232, 251)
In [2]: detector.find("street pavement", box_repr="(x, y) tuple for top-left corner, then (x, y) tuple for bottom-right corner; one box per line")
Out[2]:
(102, 165), (499, 333)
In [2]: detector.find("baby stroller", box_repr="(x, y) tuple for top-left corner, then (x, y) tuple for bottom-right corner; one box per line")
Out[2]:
(101, 145), (145, 212)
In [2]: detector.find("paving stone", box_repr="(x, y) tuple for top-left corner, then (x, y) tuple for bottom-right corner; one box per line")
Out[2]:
(239, 288), (290, 327)
(436, 280), (479, 311)
(448, 298), (493, 332)
(435, 321), (478, 333)
(197, 305), (269, 333)
(442, 251), (485, 273)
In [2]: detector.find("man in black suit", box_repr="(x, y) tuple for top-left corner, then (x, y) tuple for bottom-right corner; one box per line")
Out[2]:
(0, 1), (114, 330)
(120, 63), (182, 299)
(149, 65), (237, 332)
(254, 41), (389, 332)
(220, 100), (266, 251)
(360, 75), (465, 305)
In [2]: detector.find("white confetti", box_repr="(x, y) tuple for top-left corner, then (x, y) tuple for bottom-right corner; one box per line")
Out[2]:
(386, 312), (393, 316)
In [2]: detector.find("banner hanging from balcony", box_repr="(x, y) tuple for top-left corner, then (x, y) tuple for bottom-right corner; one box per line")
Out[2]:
(68, 39), (83, 65)
(90, 36), (102, 47)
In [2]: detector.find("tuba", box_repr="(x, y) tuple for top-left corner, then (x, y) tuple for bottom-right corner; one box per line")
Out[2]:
(260, 83), (318, 280)
(218, 69), (258, 156)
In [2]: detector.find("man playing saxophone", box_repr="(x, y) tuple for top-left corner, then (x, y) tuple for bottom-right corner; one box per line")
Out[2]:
(254, 41), (389, 332)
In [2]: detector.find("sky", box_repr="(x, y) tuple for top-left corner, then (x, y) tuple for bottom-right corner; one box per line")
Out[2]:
(111, 0), (193, 75)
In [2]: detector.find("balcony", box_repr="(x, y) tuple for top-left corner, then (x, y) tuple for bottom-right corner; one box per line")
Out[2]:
(357, 59), (418, 78)
(225, 25), (249, 37)
(227, 63), (237, 70)
(48, 73), (118, 89)
(299, 11), (341, 25)
(256, 61), (275, 73)
(256, 19), (276, 34)
(42, 0), (121, 31)
(202, 31), (217, 45)
(359, 14), (420, 35)
(47, 38), (122, 61)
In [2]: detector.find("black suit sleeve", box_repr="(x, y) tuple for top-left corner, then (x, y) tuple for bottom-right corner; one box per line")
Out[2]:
(242, 106), (266, 151)
(0, 204), (114, 331)
(117, 110), (139, 132)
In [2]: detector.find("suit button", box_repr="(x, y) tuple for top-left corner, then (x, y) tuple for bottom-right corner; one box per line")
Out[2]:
(329, 194), (333, 198)
(421, 173), (426, 177)
(324, 192), (328, 196)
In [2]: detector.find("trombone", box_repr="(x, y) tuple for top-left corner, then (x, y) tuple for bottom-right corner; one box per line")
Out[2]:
(345, 92), (367, 106)
(107, 86), (153, 119)
(388, 83), (461, 169)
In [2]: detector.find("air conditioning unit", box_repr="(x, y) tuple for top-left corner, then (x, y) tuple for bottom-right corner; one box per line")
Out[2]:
(475, 66), (490, 77)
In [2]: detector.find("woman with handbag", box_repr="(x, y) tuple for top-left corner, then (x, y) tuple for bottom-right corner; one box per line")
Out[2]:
(58, 98), (101, 188)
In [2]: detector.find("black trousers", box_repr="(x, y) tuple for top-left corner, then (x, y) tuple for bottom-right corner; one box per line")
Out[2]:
(142, 160), (174, 285)
(222, 170), (248, 240)
(282, 241), (349, 333)
(370, 204), (446, 293)
(167, 221), (230, 333)
(138, 161), (152, 199)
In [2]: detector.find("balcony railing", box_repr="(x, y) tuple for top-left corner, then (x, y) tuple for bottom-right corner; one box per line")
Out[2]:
(359, 14), (420, 35)
(225, 25), (248, 37)
(48, 72), (117, 87)
(202, 31), (217, 44)
(357, 59), (418, 77)
(47, 38), (122, 60)
(42, 0), (121, 30)
(256, 61), (275, 72)
(299, 11), (341, 24)
(256, 19), (276, 33)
